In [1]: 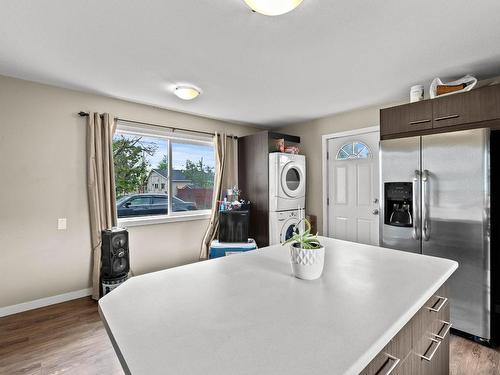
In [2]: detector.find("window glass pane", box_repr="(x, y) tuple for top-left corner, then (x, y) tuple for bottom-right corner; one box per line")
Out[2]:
(357, 144), (370, 158)
(286, 168), (300, 190)
(150, 195), (168, 215)
(129, 197), (151, 206)
(342, 143), (353, 155)
(171, 141), (215, 212)
(113, 132), (168, 218)
(335, 141), (371, 161)
(354, 142), (365, 154)
(152, 196), (167, 204)
(337, 149), (349, 160)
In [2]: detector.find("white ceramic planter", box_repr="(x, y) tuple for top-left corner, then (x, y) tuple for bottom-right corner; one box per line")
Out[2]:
(289, 245), (325, 280)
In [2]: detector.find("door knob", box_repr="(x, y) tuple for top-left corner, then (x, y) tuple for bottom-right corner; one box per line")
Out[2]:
(372, 209), (379, 215)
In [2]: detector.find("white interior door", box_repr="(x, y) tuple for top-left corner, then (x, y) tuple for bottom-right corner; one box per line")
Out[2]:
(327, 131), (379, 245)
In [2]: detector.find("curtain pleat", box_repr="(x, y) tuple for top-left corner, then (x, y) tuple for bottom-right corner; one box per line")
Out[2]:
(200, 133), (237, 260)
(87, 113), (117, 299)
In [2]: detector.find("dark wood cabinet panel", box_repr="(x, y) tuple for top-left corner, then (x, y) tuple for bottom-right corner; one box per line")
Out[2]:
(393, 353), (412, 375)
(476, 85), (500, 121)
(415, 334), (449, 375)
(238, 131), (270, 248)
(433, 85), (500, 129)
(359, 344), (395, 375)
(361, 282), (450, 375)
(432, 91), (474, 128)
(380, 101), (433, 136)
(381, 85), (500, 138)
(408, 101), (434, 130)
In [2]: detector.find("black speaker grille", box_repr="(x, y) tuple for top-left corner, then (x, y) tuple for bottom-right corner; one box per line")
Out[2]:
(101, 228), (130, 279)
(112, 258), (128, 274)
(112, 233), (127, 249)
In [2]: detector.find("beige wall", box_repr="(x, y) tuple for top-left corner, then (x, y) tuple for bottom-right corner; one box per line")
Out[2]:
(278, 104), (399, 234)
(0, 75), (258, 308)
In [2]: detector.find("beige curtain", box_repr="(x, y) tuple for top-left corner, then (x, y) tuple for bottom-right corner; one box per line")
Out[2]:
(87, 113), (118, 299)
(200, 133), (238, 260)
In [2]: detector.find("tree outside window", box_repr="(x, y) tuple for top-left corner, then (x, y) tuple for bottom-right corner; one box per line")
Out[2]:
(113, 130), (215, 218)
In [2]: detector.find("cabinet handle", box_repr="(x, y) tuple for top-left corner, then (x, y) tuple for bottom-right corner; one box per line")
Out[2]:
(412, 170), (420, 240)
(419, 337), (441, 362)
(426, 295), (447, 313)
(422, 170), (430, 241)
(435, 320), (452, 340)
(378, 353), (401, 375)
(435, 114), (459, 121)
(409, 119), (431, 125)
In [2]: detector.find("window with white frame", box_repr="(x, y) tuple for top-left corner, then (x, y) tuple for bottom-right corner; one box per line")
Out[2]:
(335, 141), (371, 160)
(113, 122), (215, 221)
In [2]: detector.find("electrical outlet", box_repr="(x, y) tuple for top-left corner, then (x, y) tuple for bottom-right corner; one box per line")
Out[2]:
(57, 218), (67, 230)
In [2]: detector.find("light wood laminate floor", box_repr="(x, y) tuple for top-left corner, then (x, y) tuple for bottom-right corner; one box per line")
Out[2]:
(1, 297), (499, 374)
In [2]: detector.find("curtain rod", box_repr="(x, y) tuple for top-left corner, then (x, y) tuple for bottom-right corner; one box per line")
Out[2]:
(78, 112), (238, 139)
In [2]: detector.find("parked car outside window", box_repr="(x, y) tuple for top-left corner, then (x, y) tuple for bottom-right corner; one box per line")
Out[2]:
(116, 193), (197, 218)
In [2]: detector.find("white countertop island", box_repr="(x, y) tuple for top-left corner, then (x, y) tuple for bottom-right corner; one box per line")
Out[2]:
(99, 237), (457, 375)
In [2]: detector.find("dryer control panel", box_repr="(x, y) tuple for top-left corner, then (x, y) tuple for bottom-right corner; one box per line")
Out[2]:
(276, 210), (298, 221)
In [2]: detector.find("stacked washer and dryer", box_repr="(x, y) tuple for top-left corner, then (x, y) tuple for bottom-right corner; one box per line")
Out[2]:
(268, 153), (306, 245)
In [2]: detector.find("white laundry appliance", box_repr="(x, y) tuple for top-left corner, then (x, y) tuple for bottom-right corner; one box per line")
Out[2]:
(269, 210), (304, 245)
(268, 153), (306, 245)
(269, 153), (306, 212)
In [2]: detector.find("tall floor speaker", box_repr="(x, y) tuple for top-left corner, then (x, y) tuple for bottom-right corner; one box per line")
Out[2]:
(101, 228), (130, 279)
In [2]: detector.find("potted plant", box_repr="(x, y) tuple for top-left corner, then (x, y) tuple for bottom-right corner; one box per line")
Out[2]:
(283, 219), (325, 280)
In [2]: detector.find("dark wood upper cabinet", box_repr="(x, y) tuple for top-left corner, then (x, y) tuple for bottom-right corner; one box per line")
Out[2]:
(431, 90), (471, 128)
(380, 101), (433, 136)
(432, 85), (500, 128)
(381, 84), (500, 138)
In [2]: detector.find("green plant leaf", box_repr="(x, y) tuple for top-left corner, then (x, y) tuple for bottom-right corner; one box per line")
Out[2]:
(281, 218), (322, 249)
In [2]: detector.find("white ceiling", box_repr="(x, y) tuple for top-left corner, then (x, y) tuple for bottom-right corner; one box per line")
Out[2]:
(1, 1), (500, 127)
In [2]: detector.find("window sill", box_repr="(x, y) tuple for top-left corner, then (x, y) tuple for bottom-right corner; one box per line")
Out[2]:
(118, 212), (211, 228)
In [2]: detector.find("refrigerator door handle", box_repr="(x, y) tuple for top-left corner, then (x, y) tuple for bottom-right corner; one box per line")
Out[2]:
(422, 169), (430, 241)
(412, 170), (421, 240)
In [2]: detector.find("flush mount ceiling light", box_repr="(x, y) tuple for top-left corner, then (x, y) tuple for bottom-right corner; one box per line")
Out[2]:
(174, 85), (201, 100)
(244, 0), (303, 16)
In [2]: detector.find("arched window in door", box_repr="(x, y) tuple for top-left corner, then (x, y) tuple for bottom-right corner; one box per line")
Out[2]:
(335, 141), (371, 160)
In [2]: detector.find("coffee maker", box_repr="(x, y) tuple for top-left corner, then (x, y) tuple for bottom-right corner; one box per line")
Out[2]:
(384, 182), (413, 227)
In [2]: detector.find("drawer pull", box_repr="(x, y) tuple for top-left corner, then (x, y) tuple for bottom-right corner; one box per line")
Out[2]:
(419, 337), (441, 362)
(435, 114), (459, 121)
(426, 296), (447, 312)
(435, 320), (452, 340)
(378, 353), (401, 375)
(409, 119), (431, 125)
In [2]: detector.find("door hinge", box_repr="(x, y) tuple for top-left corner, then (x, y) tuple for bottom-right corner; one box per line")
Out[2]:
(327, 197), (330, 205)
(327, 151), (329, 160)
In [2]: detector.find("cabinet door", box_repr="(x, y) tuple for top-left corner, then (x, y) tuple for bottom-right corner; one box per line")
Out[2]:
(359, 344), (401, 375)
(433, 85), (500, 128)
(413, 334), (449, 375)
(381, 101), (433, 136)
(392, 354), (412, 375)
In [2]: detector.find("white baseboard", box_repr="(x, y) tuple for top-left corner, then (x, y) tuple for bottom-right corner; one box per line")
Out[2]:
(0, 288), (93, 318)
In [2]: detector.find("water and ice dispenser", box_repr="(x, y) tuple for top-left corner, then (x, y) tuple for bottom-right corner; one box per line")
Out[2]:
(384, 182), (413, 227)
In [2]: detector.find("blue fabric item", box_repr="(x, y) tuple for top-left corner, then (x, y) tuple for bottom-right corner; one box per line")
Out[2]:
(209, 239), (257, 259)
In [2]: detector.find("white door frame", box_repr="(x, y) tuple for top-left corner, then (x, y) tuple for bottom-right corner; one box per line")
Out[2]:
(321, 126), (380, 235)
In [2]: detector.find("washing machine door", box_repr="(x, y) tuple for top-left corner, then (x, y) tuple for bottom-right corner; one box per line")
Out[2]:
(281, 217), (300, 243)
(280, 161), (305, 199)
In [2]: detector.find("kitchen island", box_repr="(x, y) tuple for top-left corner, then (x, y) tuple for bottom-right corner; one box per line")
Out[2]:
(99, 236), (457, 375)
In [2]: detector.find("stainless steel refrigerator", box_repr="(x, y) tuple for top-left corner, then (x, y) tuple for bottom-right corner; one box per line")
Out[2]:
(380, 128), (491, 341)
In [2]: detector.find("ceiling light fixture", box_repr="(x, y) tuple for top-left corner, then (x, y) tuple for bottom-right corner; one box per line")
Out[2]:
(174, 85), (201, 100)
(243, 0), (303, 16)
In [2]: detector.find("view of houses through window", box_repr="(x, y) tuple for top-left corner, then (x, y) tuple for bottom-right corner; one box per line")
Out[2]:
(113, 129), (215, 219)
